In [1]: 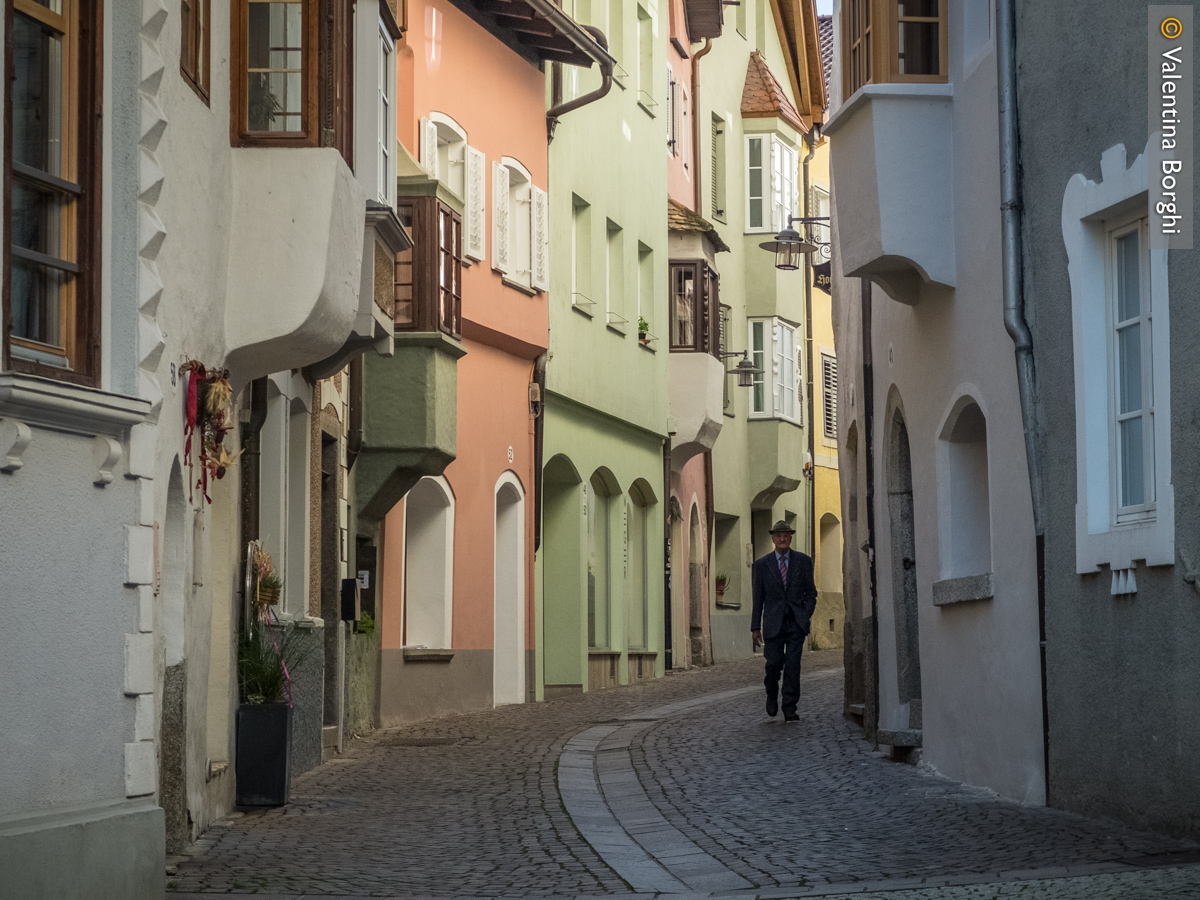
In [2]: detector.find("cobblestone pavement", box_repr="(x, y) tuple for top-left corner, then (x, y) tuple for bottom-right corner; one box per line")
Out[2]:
(169, 652), (1200, 899)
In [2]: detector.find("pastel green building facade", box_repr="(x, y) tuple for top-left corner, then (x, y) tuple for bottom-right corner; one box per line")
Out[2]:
(537, 0), (672, 695)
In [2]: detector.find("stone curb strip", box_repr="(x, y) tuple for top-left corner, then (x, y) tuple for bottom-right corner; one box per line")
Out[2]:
(557, 674), (844, 896)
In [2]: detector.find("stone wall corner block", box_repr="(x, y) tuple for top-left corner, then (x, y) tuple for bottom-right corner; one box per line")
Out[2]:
(125, 741), (157, 798)
(124, 632), (154, 695)
(125, 524), (155, 585)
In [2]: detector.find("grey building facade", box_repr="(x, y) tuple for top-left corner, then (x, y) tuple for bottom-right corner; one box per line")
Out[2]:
(1016, 1), (1200, 838)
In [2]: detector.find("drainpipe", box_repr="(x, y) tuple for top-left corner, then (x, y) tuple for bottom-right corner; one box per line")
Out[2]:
(802, 130), (818, 562)
(663, 439), (673, 670)
(347, 355), (363, 472)
(533, 354), (547, 553)
(691, 39), (715, 213)
(239, 377), (268, 631)
(546, 26), (615, 142)
(859, 279), (879, 744)
(997, 0), (1049, 803)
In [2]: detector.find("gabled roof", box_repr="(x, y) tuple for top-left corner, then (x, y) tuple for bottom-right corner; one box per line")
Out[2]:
(818, 15), (833, 97)
(667, 199), (730, 253)
(769, 0), (828, 124)
(741, 51), (808, 135)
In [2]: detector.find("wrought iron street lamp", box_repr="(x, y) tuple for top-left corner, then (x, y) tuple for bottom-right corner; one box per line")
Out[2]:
(758, 216), (829, 270)
(718, 350), (760, 387)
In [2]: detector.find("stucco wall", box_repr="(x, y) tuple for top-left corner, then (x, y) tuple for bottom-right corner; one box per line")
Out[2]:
(827, 0), (1044, 805)
(1015, 0), (1200, 838)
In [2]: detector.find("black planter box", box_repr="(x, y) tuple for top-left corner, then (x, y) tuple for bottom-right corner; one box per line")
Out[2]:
(236, 703), (293, 806)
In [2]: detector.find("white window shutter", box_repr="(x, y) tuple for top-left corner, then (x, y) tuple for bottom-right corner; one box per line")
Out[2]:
(465, 145), (486, 262)
(531, 186), (549, 292)
(421, 117), (439, 179)
(493, 162), (510, 275)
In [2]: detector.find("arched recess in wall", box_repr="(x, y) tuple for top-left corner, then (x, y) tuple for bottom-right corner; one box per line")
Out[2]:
(668, 495), (685, 670)
(688, 503), (708, 666)
(586, 468), (621, 651)
(819, 513), (843, 595)
(626, 478), (657, 651)
(937, 396), (992, 581)
(493, 471), (526, 706)
(404, 476), (455, 649)
(842, 421), (867, 709)
(160, 462), (189, 853)
(884, 392), (922, 716)
(542, 454), (583, 687)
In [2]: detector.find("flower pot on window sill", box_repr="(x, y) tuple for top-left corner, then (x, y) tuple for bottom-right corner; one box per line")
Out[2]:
(236, 703), (293, 806)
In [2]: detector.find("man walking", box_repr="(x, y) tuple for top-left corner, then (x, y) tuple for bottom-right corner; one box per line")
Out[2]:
(751, 521), (818, 722)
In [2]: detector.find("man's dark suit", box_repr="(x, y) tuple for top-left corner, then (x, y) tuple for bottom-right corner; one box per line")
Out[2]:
(751, 549), (818, 716)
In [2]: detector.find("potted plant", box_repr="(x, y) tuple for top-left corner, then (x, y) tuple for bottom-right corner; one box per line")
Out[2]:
(235, 611), (308, 806)
(637, 315), (650, 344)
(715, 572), (729, 599)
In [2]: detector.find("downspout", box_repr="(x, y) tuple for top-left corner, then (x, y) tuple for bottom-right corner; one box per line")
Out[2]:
(691, 39), (715, 213)
(997, 0), (1049, 803)
(239, 377), (268, 631)
(663, 439), (673, 670)
(802, 130), (818, 562)
(546, 27), (615, 142)
(533, 354), (547, 553)
(347, 355), (363, 472)
(859, 279), (879, 744)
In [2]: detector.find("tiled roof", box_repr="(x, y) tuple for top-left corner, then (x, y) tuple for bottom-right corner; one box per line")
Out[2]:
(667, 199), (731, 253)
(741, 51), (808, 135)
(818, 16), (833, 97)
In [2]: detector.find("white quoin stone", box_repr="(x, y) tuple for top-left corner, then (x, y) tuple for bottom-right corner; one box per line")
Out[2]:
(125, 524), (155, 586)
(134, 694), (156, 741)
(125, 742), (156, 798)
(124, 633), (154, 695)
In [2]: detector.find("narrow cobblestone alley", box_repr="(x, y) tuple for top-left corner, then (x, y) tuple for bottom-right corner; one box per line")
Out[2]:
(168, 655), (1200, 900)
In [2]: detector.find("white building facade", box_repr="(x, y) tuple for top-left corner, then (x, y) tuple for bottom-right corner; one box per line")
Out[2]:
(0, 0), (404, 893)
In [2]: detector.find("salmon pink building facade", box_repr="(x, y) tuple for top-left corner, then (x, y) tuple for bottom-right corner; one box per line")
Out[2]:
(371, 0), (609, 721)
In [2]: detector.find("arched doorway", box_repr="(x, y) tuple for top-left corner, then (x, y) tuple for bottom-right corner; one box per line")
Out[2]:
(161, 463), (189, 854)
(405, 476), (454, 649)
(668, 496), (684, 669)
(688, 504), (709, 666)
(888, 411), (921, 728)
(493, 474), (525, 706)
(542, 454), (583, 689)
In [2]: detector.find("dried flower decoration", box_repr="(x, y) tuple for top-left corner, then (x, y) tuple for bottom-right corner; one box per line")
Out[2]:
(181, 359), (241, 503)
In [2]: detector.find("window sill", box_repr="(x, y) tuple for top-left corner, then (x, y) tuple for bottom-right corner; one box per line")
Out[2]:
(748, 414), (804, 429)
(932, 572), (994, 607)
(502, 276), (538, 296)
(0, 373), (150, 437)
(402, 647), (455, 662)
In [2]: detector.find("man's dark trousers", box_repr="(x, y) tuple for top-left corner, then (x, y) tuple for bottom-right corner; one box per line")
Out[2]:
(764, 608), (804, 715)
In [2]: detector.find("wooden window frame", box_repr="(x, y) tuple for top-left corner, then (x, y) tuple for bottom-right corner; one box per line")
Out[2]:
(181, 0), (211, 103)
(230, 0), (320, 147)
(668, 259), (719, 355)
(4, 0), (103, 386)
(393, 196), (462, 340)
(842, 0), (948, 99)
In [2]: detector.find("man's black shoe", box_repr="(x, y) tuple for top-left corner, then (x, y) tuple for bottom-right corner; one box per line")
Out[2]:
(784, 712), (799, 723)
(766, 696), (778, 717)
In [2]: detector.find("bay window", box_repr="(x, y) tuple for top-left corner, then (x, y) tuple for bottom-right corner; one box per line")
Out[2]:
(748, 318), (802, 423)
(746, 134), (798, 233)
(843, 0), (948, 97)
(232, 0), (319, 145)
(669, 260), (719, 354)
(394, 197), (462, 338)
(5, 0), (101, 383)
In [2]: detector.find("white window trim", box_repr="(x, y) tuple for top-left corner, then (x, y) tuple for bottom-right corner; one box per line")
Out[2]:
(377, 25), (395, 206)
(748, 317), (802, 425)
(745, 135), (767, 232)
(429, 112), (468, 201)
(1064, 142), (1173, 575)
(498, 157), (540, 293)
